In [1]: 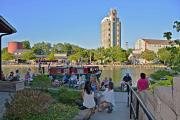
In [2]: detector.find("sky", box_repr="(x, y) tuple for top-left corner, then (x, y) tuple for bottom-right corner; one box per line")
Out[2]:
(1, 0), (180, 49)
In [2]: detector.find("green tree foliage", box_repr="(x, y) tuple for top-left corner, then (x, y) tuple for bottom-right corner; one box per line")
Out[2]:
(53, 42), (83, 55)
(126, 48), (133, 56)
(69, 52), (81, 62)
(174, 39), (180, 46)
(1, 47), (8, 53)
(163, 32), (172, 40)
(141, 50), (156, 61)
(21, 51), (36, 60)
(173, 21), (180, 32)
(32, 42), (51, 55)
(157, 48), (171, 64)
(22, 40), (31, 49)
(47, 52), (55, 60)
(2, 51), (14, 61)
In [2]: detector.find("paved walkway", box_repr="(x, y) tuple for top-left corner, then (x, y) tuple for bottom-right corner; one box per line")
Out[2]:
(0, 92), (11, 118)
(90, 92), (130, 120)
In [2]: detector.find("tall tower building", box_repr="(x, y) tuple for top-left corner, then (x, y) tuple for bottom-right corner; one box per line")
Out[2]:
(101, 9), (121, 48)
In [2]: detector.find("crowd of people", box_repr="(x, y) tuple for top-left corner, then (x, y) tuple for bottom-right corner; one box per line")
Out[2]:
(1, 68), (35, 85)
(80, 72), (149, 115)
(1, 68), (149, 115)
(80, 75), (115, 114)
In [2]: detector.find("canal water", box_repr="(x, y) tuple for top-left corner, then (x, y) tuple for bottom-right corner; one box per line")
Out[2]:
(2, 65), (161, 87)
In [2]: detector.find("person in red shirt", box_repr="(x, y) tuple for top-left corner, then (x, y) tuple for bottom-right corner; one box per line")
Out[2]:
(137, 73), (149, 92)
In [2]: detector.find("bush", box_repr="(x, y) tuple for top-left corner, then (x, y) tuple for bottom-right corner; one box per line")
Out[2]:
(58, 88), (82, 105)
(150, 70), (172, 80)
(149, 76), (173, 91)
(4, 90), (53, 120)
(25, 103), (79, 120)
(31, 75), (51, 91)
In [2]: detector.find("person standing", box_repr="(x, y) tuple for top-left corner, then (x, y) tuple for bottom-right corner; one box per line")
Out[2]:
(15, 69), (20, 81)
(137, 73), (149, 92)
(1, 71), (6, 81)
(123, 73), (132, 85)
(48, 63), (51, 73)
(121, 73), (132, 91)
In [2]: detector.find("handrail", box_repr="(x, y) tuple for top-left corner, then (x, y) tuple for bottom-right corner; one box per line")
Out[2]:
(127, 83), (156, 120)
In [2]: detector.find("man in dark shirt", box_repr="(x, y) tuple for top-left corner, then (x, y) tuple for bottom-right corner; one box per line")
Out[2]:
(123, 73), (132, 85)
(121, 73), (132, 91)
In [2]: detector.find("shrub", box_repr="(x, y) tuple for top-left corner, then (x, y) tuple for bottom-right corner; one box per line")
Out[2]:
(150, 70), (172, 80)
(25, 103), (79, 120)
(4, 90), (53, 120)
(31, 75), (51, 91)
(58, 88), (82, 105)
(149, 75), (173, 91)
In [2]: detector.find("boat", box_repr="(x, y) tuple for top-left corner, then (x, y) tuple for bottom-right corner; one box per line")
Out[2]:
(49, 66), (102, 80)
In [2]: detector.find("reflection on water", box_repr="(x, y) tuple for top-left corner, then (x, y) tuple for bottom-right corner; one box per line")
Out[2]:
(2, 65), (161, 87)
(99, 66), (160, 86)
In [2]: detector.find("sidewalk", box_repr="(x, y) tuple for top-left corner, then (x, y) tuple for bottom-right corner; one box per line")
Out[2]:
(0, 92), (11, 118)
(90, 92), (130, 120)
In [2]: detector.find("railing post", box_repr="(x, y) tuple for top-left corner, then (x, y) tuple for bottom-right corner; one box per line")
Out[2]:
(127, 84), (129, 107)
(130, 89), (133, 119)
(136, 99), (139, 120)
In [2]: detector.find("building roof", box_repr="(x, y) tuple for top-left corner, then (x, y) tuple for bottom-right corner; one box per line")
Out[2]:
(0, 16), (17, 34)
(142, 39), (173, 45)
(14, 49), (31, 53)
(101, 17), (110, 24)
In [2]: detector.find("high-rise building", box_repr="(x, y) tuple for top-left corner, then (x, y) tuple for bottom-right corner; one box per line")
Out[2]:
(101, 9), (121, 48)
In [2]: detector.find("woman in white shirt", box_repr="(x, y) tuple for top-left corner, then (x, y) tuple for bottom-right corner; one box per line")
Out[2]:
(97, 82), (115, 113)
(80, 81), (96, 110)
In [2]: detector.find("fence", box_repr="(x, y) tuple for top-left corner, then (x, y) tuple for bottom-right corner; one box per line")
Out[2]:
(127, 84), (156, 120)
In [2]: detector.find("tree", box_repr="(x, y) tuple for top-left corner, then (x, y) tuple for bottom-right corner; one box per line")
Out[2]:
(126, 48), (133, 56)
(22, 40), (31, 49)
(163, 32), (172, 40)
(47, 52), (55, 60)
(2, 52), (14, 61)
(157, 48), (171, 64)
(21, 51), (36, 60)
(174, 39), (180, 46)
(141, 50), (156, 61)
(1, 47), (8, 53)
(32, 42), (51, 55)
(173, 21), (180, 32)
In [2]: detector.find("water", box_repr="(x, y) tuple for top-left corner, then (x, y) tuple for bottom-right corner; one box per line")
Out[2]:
(2, 65), (161, 86)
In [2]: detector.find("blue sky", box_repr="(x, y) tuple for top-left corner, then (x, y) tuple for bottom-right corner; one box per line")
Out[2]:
(1, 0), (180, 49)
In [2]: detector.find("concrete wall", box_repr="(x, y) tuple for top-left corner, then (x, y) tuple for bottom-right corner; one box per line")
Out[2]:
(139, 76), (180, 120)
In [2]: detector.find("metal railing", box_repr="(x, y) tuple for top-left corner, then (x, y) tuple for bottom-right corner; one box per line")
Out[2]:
(127, 84), (156, 120)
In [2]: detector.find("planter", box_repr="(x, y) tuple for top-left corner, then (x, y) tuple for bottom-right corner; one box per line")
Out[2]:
(0, 81), (24, 92)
